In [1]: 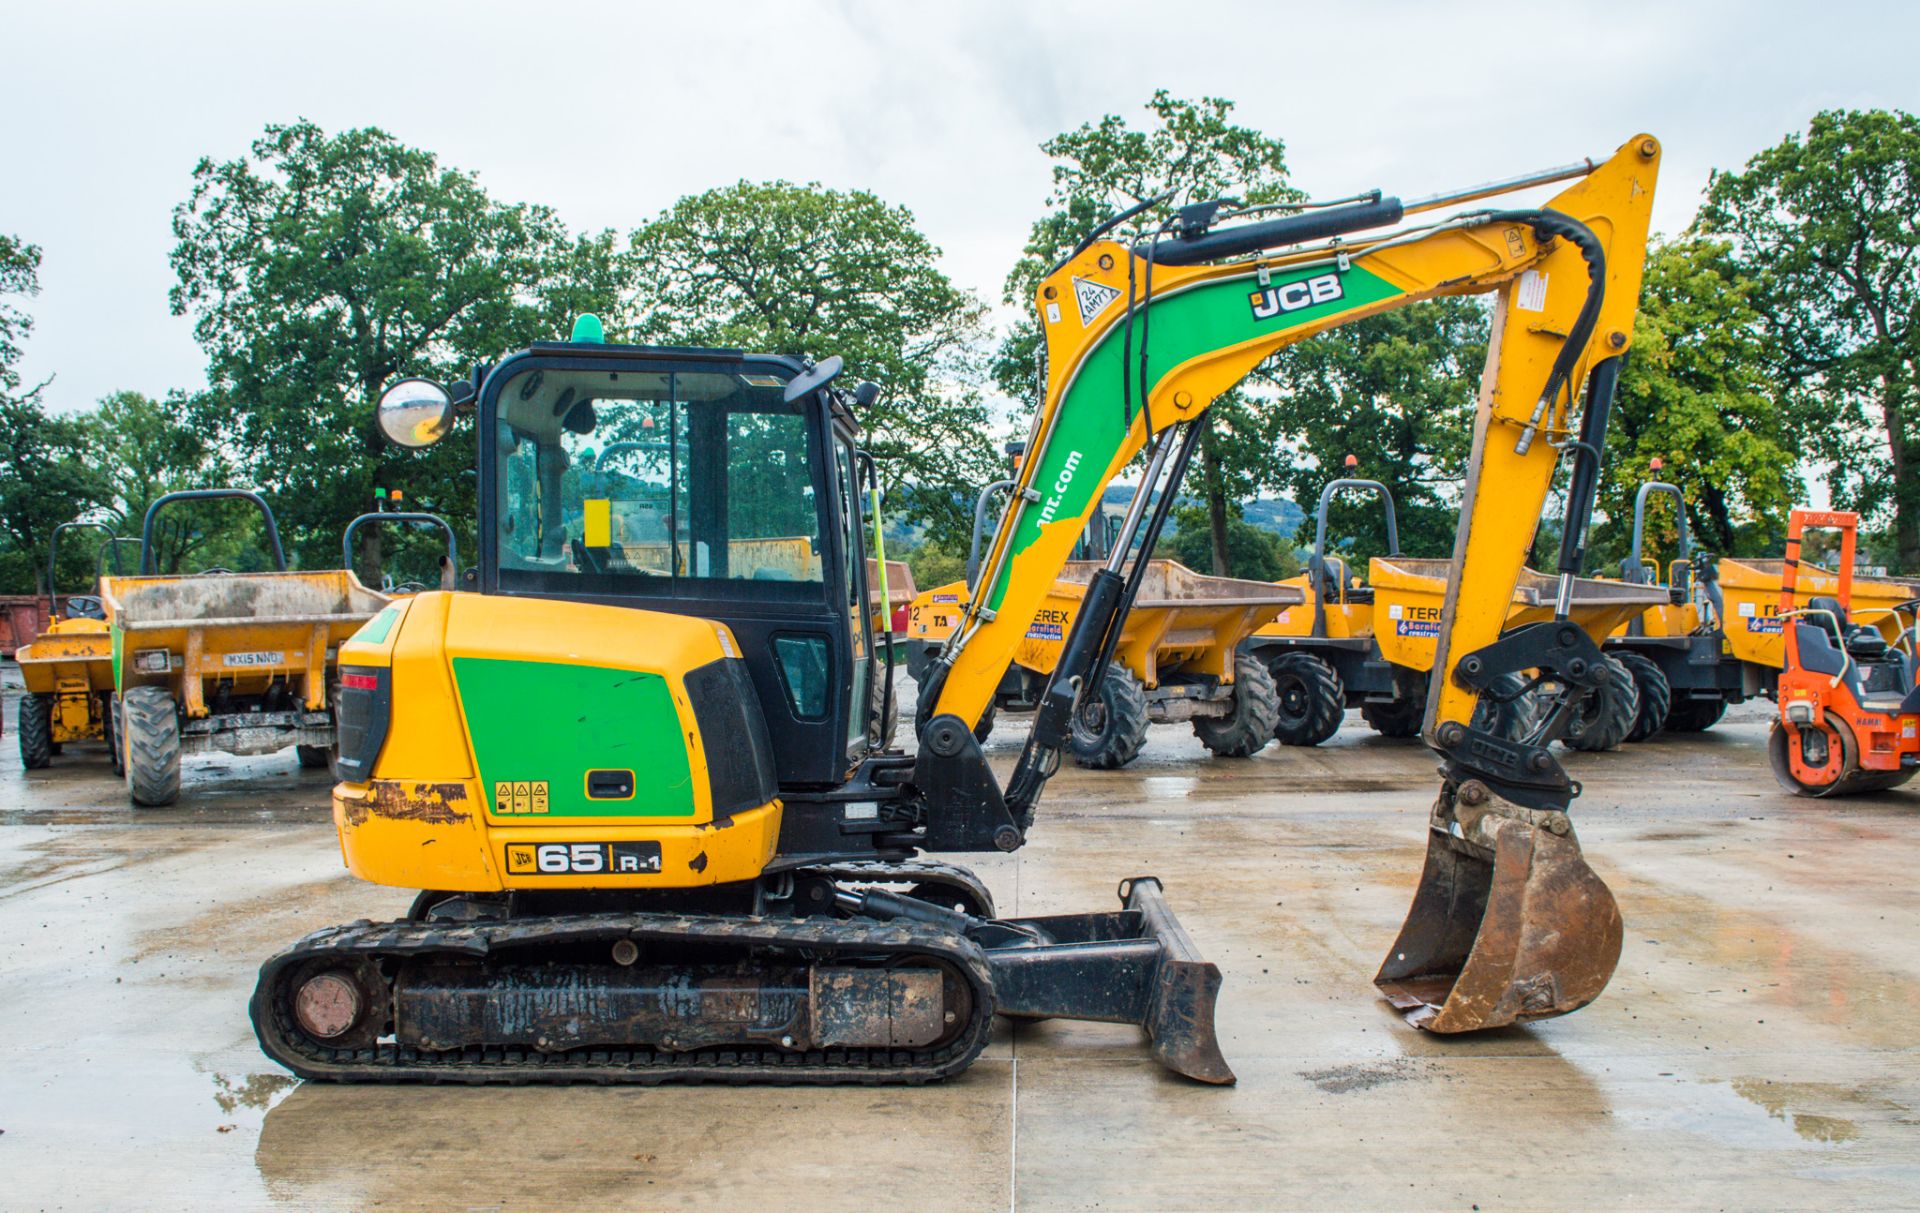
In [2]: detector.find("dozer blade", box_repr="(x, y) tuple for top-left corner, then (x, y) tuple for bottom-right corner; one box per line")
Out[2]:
(1375, 813), (1622, 1033)
(987, 877), (1235, 1084)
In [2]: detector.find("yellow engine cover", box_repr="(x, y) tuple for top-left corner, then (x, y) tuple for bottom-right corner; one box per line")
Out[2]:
(331, 592), (782, 893)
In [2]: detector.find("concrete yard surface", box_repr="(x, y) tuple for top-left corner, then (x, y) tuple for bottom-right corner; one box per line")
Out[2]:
(3, 670), (1919, 1212)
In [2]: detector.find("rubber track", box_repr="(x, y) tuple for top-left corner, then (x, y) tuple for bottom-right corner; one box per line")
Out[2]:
(252, 911), (997, 1085)
(802, 859), (998, 918)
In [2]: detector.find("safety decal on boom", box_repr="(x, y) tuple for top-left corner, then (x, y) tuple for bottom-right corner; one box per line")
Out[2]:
(1073, 277), (1122, 326)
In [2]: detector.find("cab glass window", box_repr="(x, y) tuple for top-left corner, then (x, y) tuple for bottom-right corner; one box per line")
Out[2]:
(493, 366), (825, 598)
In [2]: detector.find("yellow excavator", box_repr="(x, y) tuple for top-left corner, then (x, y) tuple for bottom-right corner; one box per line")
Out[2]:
(251, 135), (1660, 1084)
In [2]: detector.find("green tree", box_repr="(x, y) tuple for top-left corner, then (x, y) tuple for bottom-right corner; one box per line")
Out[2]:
(1594, 239), (1800, 569)
(0, 236), (115, 593)
(0, 233), (44, 395)
(89, 390), (269, 574)
(998, 92), (1299, 574)
(626, 180), (996, 548)
(1158, 503), (1298, 581)
(0, 397), (112, 593)
(905, 539), (967, 592)
(169, 120), (627, 572)
(1695, 109), (1920, 566)
(1258, 298), (1491, 559)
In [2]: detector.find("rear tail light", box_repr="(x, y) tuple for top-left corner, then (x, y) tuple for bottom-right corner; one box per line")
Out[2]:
(334, 666), (392, 782)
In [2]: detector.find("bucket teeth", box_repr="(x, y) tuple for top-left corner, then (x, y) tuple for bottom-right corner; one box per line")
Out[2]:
(1377, 812), (1621, 1033)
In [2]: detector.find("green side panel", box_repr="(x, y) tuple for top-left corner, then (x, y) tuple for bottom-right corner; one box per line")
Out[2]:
(451, 657), (696, 818)
(985, 263), (1404, 613)
(111, 624), (123, 693)
(353, 606), (401, 646)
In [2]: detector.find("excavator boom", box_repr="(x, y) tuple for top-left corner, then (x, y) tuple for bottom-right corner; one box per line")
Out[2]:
(926, 134), (1662, 1034)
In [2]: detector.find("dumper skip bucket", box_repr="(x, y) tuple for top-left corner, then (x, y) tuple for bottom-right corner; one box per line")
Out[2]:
(1375, 803), (1622, 1032)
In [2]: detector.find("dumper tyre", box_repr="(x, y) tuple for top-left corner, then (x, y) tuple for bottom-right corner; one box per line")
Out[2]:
(1616, 651), (1671, 743)
(296, 744), (334, 771)
(1665, 697), (1726, 733)
(1194, 656), (1281, 757)
(1562, 656), (1638, 753)
(123, 687), (182, 807)
(109, 695), (126, 777)
(1070, 664), (1150, 770)
(1470, 672), (1536, 741)
(18, 693), (53, 769)
(1361, 689), (1426, 739)
(1268, 651), (1345, 746)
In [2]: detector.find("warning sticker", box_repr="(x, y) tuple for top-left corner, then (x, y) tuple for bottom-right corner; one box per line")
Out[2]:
(494, 780), (552, 815)
(583, 498), (611, 548)
(1516, 270), (1549, 313)
(1072, 277), (1123, 326)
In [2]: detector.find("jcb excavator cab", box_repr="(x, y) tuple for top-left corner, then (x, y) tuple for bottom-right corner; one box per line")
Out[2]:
(456, 340), (890, 781)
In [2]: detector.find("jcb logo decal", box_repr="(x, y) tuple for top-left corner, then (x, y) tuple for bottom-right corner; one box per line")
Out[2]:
(1250, 272), (1342, 321)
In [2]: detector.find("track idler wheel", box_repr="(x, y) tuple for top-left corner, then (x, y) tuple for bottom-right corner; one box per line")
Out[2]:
(1376, 782), (1622, 1033)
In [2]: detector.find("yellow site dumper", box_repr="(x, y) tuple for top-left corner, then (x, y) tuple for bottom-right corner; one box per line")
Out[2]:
(101, 490), (389, 806)
(15, 520), (123, 770)
(905, 558), (1299, 768)
(1243, 476), (1666, 749)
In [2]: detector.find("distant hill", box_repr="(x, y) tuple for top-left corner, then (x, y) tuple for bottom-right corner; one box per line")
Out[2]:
(1097, 486), (1305, 543)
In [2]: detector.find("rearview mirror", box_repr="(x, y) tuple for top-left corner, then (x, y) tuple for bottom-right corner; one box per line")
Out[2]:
(783, 355), (844, 403)
(377, 378), (455, 449)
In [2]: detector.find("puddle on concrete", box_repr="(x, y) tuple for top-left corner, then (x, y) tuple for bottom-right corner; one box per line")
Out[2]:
(1725, 1077), (1895, 1144)
(212, 1071), (299, 1116)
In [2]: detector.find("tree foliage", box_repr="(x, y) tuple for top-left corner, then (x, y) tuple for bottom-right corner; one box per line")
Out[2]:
(169, 119), (624, 571)
(999, 92), (1299, 573)
(1694, 108), (1920, 565)
(1158, 503), (1298, 581)
(0, 233), (44, 395)
(1592, 239), (1800, 569)
(1257, 298), (1490, 559)
(626, 180), (997, 548)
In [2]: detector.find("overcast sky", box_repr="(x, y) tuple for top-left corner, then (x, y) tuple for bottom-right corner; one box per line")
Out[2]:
(6, 0), (1918, 415)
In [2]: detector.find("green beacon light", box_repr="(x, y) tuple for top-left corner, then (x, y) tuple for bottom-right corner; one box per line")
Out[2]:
(570, 314), (606, 344)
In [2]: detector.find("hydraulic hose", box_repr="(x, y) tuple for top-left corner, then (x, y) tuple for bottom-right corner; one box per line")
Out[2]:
(1484, 209), (1607, 455)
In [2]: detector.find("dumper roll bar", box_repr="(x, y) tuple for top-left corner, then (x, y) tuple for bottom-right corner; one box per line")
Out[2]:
(140, 489), (288, 575)
(1622, 481), (1693, 636)
(1309, 478), (1399, 638)
(98, 536), (140, 580)
(1623, 481), (1689, 584)
(341, 512), (460, 585)
(44, 520), (118, 613)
